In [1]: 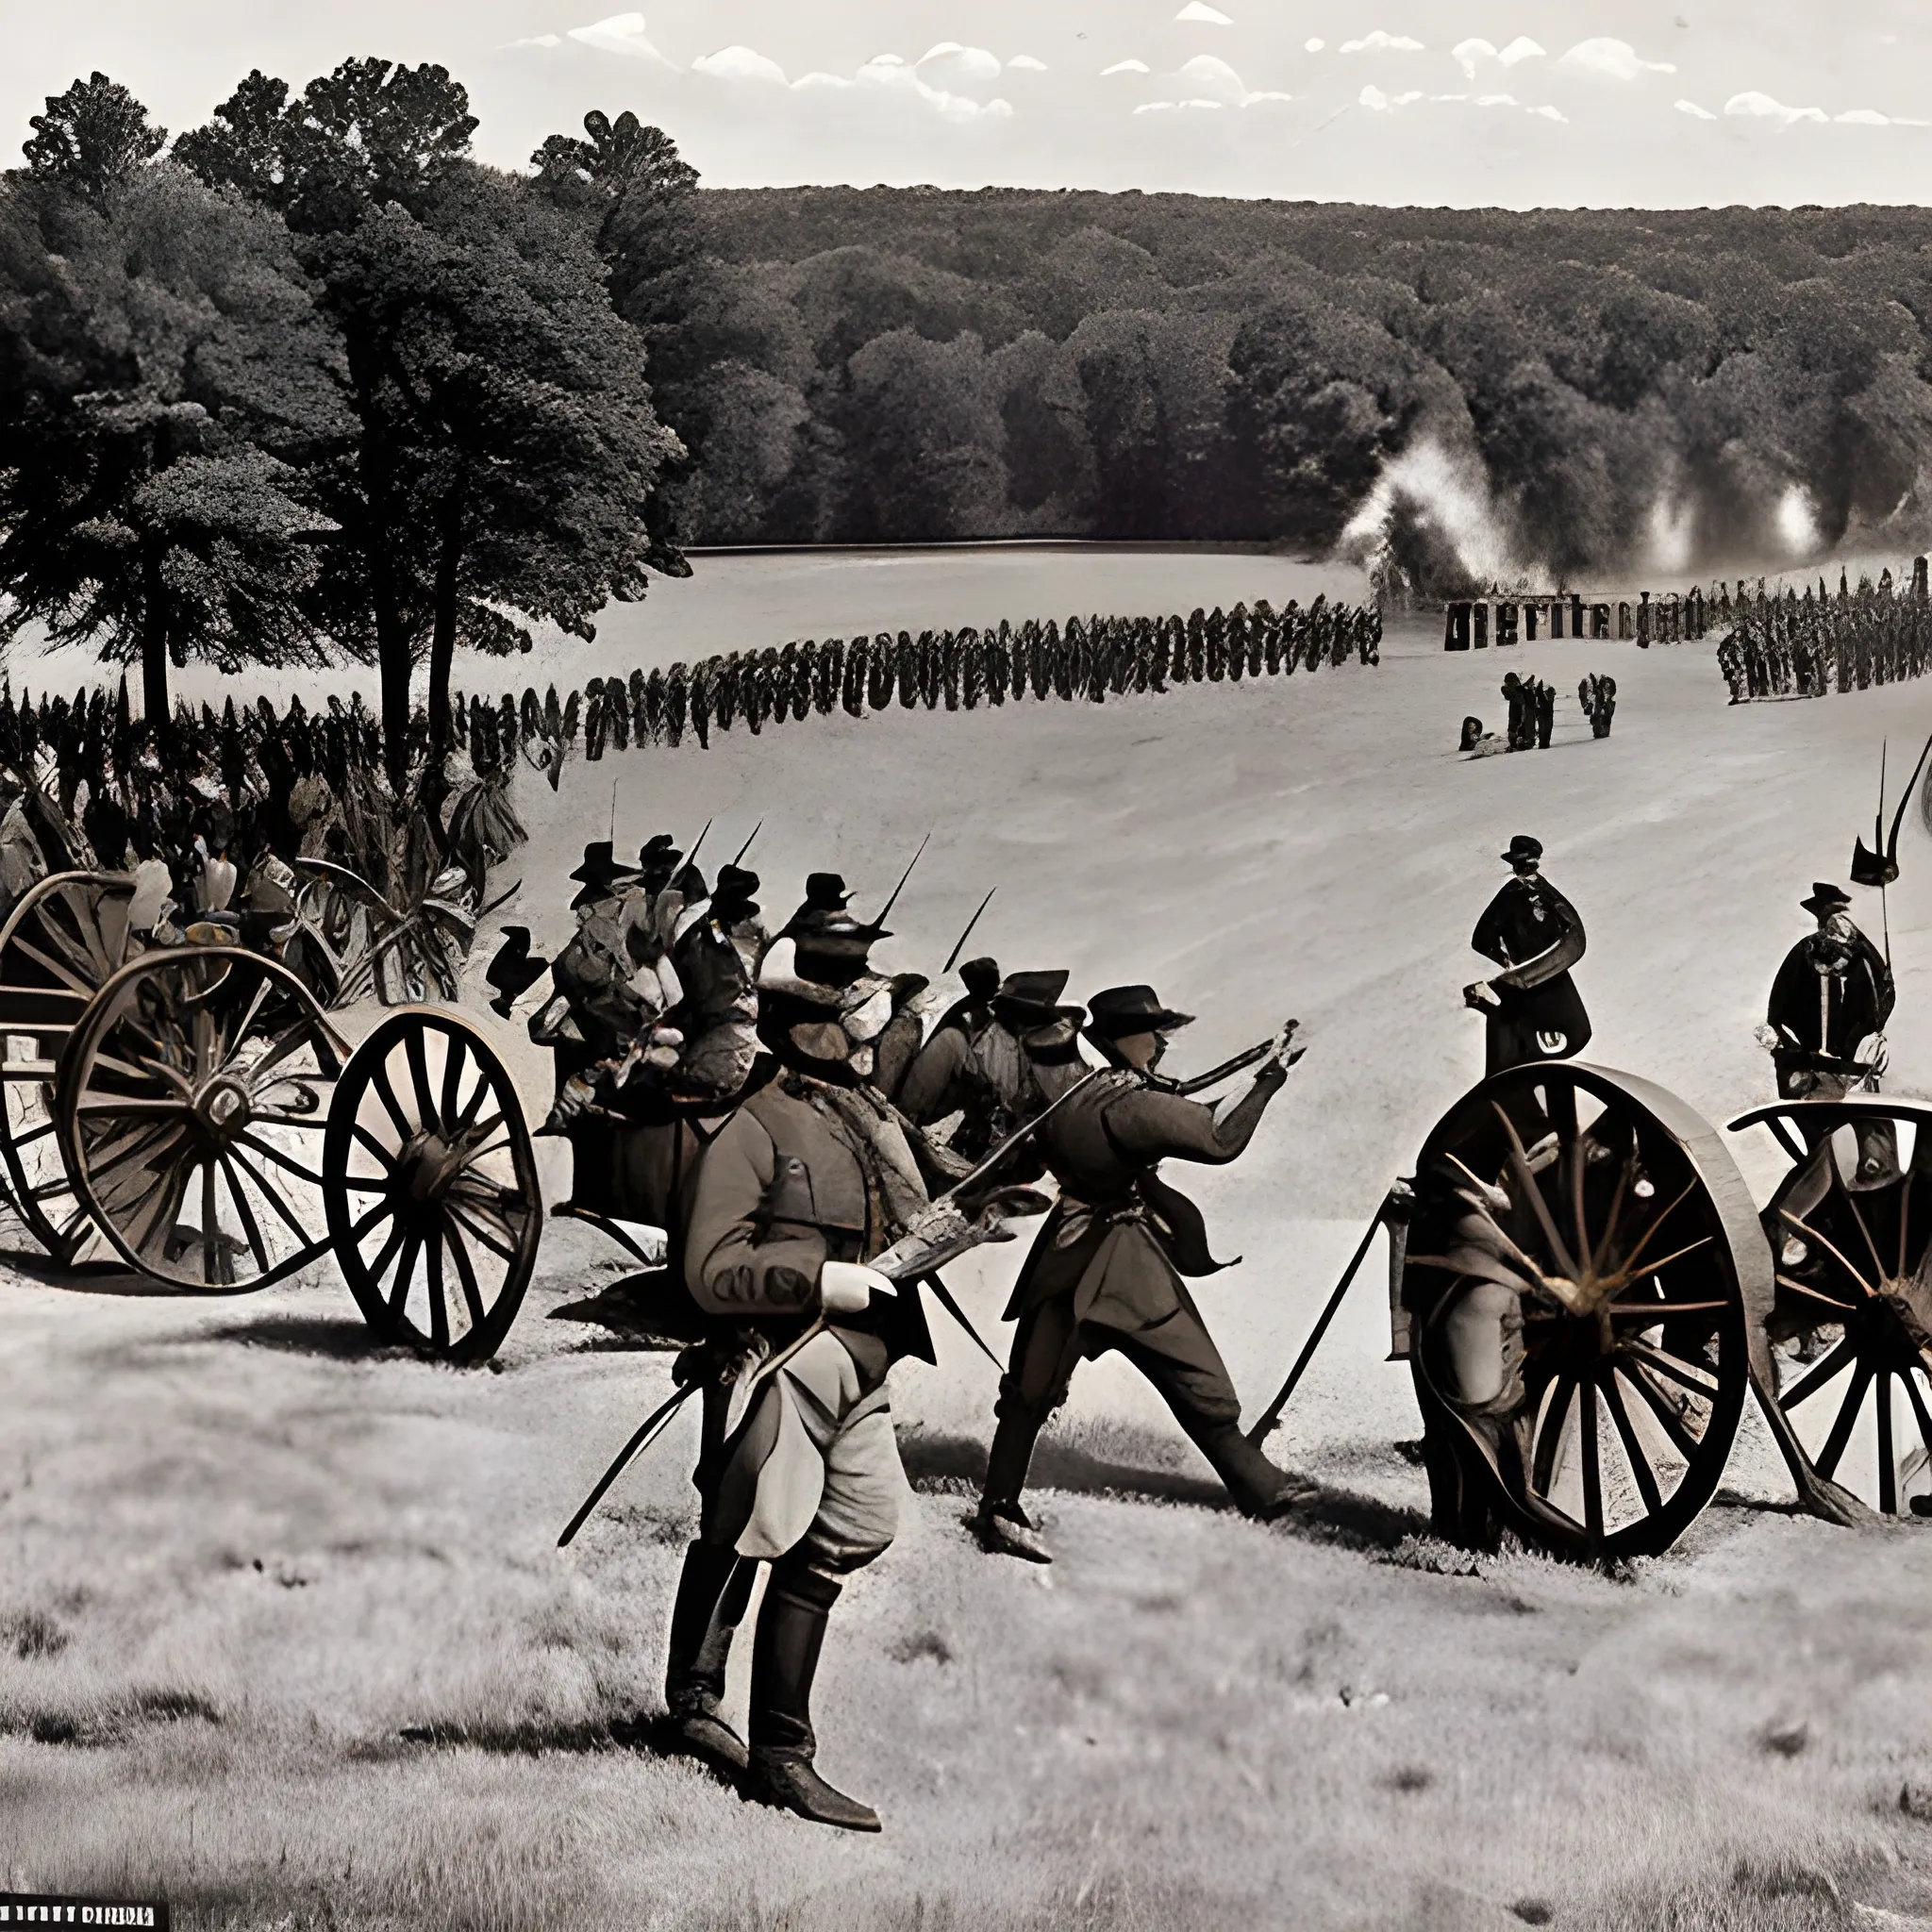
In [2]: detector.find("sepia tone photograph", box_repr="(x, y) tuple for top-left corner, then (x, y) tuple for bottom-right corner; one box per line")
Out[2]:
(4, 2), (1932, 1926)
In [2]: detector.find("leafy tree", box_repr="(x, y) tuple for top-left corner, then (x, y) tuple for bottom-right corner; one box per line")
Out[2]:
(180, 62), (682, 786)
(0, 133), (341, 721)
(22, 72), (164, 212)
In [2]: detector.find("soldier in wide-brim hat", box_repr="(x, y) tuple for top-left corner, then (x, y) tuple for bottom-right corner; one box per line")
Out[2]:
(968, 982), (1312, 1563)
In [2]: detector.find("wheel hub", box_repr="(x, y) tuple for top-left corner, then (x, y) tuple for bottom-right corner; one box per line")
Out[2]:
(393, 1130), (458, 1208)
(193, 1076), (254, 1141)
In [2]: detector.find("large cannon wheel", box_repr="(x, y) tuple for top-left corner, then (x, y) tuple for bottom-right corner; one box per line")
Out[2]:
(323, 1009), (540, 1362)
(1730, 1096), (1932, 1517)
(0, 872), (142, 1262)
(1403, 1062), (1757, 1558)
(58, 947), (346, 1291)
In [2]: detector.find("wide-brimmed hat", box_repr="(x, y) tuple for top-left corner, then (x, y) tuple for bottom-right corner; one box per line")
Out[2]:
(803, 872), (852, 912)
(1501, 834), (1543, 865)
(991, 968), (1074, 1030)
(569, 840), (636, 909)
(638, 832), (682, 879)
(1801, 881), (1853, 918)
(958, 956), (1002, 1002)
(709, 863), (760, 922)
(1085, 984), (1195, 1041)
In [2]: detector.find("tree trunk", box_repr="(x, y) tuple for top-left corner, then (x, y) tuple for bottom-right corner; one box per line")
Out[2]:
(140, 542), (169, 729)
(426, 505), (462, 775)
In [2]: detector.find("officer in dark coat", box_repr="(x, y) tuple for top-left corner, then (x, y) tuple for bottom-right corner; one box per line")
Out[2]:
(1764, 882), (1893, 1101)
(969, 986), (1311, 1563)
(1464, 835), (1591, 1075)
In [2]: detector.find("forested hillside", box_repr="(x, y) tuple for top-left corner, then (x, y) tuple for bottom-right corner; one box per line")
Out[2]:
(667, 186), (1932, 588)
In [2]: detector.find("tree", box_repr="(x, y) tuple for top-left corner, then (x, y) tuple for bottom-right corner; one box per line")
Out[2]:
(23, 73), (164, 212)
(0, 127), (341, 721)
(180, 63), (683, 786)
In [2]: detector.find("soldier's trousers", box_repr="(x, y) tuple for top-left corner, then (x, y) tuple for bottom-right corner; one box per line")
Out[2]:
(700, 1327), (902, 1583)
(982, 1291), (1291, 1516)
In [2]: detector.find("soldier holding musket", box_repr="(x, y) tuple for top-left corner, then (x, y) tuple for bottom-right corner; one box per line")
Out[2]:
(969, 985), (1312, 1563)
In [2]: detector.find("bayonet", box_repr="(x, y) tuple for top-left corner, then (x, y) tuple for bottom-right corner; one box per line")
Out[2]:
(872, 830), (930, 928)
(732, 819), (762, 864)
(941, 887), (996, 974)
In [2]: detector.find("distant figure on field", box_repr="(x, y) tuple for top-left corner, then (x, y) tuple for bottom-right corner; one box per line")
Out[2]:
(1500, 673), (1532, 751)
(1463, 835), (1591, 1076)
(1532, 678), (1556, 749)
(1578, 674), (1617, 739)
(1458, 715), (1508, 758)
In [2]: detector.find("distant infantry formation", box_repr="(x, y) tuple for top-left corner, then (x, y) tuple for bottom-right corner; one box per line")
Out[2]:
(1715, 562), (1932, 703)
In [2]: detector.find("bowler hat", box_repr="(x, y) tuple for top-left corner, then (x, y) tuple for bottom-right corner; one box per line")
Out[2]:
(1085, 984), (1195, 1040)
(1501, 834), (1543, 865)
(803, 872), (851, 911)
(1801, 881), (1853, 917)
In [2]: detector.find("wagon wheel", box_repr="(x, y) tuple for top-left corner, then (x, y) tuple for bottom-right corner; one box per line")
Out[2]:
(58, 947), (346, 1291)
(1731, 1097), (1932, 1517)
(323, 1008), (540, 1362)
(1404, 1062), (1757, 1559)
(0, 872), (142, 1261)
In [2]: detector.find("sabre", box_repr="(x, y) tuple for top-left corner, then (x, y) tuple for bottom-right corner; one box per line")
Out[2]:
(872, 830), (930, 927)
(732, 819), (762, 864)
(941, 887), (996, 974)
(557, 1380), (699, 1548)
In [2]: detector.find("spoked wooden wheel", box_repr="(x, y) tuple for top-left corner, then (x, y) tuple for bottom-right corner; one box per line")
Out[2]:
(58, 947), (346, 1290)
(323, 1010), (540, 1362)
(1731, 1097), (1932, 1516)
(0, 873), (142, 1261)
(1404, 1062), (1757, 1558)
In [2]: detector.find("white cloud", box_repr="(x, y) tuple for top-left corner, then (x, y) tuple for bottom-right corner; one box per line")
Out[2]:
(793, 72), (854, 91)
(1530, 104), (1566, 121)
(1180, 98), (1227, 108)
(855, 54), (1013, 121)
(1724, 91), (1826, 125)
(1175, 2), (1234, 20)
(1176, 54), (1249, 102)
(508, 32), (562, 48)
(1556, 38), (1676, 81)
(1452, 39), (1497, 80)
(1242, 91), (1294, 105)
(1102, 58), (1151, 75)
(1341, 30), (1425, 54)
(1305, 38), (1325, 52)
(692, 44), (788, 84)
(1835, 108), (1890, 125)
(1498, 38), (1545, 66)
(1475, 93), (1519, 108)
(1008, 55), (1047, 71)
(567, 12), (676, 64)
(1135, 101), (1176, 112)
(918, 43), (1002, 82)
(1675, 99), (1717, 119)
(1361, 85), (1424, 109)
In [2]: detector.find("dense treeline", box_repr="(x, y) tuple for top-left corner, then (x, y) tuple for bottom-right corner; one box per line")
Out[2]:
(665, 186), (1932, 588)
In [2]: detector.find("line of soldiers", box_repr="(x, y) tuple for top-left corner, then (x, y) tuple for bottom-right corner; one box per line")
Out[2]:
(1716, 567), (1932, 705)
(1500, 672), (1556, 750)
(486, 599), (1385, 760)
(523, 837), (1309, 1831)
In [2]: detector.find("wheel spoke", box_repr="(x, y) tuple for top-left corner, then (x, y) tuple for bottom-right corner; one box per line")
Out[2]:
(445, 1202), (516, 1261)
(1779, 1335), (1858, 1409)
(200, 1161), (223, 1283)
(226, 1145), (314, 1246)
(442, 1215), (490, 1327)
(1600, 1370), (1665, 1516)
(425, 1236), (449, 1350)
(237, 1131), (325, 1188)
(1815, 1359), (1874, 1480)
(1901, 1369), (1932, 1475)
(1580, 1378), (1604, 1545)
(1616, 1359), (1703, 1460)
(406, 1026), (437, 1129)
(1877, 1371), (1897, 1513)
(1837, 1182), (1891, 1301)
(1620, 1337), (1719, 1396)
(73, 1096), (192, 1119)
(218, 1152), (273, 1276)
(369, 1058), (414, 1142)
(388, 1231), (422, 1319)
(439, 1031), (467, 1138)
(1531, 1374), (1574, 1494)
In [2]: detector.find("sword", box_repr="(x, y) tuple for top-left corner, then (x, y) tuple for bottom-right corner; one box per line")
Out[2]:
(557, 1380), (698, 1548)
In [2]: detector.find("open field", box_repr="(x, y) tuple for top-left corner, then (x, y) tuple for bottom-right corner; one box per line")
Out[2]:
(8, 591), (1932, 1925)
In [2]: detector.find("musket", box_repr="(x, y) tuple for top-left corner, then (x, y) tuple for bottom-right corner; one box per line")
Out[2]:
(684, 816), (713, 874)
(1149, 1025), (1301, 1099)
(732, 819), (762, 865)
(941, 887), (996, 974)
(872, 830), (930, 928)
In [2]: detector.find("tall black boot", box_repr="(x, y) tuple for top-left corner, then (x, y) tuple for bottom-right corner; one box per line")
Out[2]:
(1187, 1421), (1317, 1520)
(972, 1393), (1054, 1561)
(662, 1541), (754, 1773)
(746, 1562), (880, 1832)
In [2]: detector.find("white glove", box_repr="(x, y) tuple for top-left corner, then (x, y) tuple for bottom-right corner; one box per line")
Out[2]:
(819, 1260), (893, 1315)
(1463, 980), (1502, 1011)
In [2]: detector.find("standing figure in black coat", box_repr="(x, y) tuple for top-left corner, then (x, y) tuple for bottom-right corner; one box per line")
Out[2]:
(1464, 835), (1592, 1080)
(1532, 677), (1556, 749)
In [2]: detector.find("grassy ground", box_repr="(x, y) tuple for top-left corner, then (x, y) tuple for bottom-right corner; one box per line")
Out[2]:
(9, 609), (1932, 1924)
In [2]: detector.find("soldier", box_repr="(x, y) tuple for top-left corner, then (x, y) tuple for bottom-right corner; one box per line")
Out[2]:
(663, 915), (940, 1832)
(547, 841), (649, 1079)
(1532, 676), (1556, 749)
(1463, 835), (1591, 1082)
(897, 966), (1078, 1162)
(1500, 672), (1529, 750)
(668, 863), (765, 1101)
(968, 985), (1313, 1564)
(1759, 883), (1898, 1253)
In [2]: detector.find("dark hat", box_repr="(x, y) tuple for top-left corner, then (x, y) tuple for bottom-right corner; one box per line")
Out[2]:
(991, 968), (1073, 1030)
(1801, 881), (1853, 917)
(569, 840), (636, 909)
(1085, 984), (1195, 1040)
(958, 956), (1001, 1001)
(803, 872), (851, 911)
(1501, 834), (1543, 865)
(640, 833), (679, 859)
(710, 863), (760, 922)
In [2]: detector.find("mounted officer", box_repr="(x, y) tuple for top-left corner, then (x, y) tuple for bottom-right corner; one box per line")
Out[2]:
(659, 890), (941, 1833)
(1464, 834), (1591, 1084)
(968, 985), (1312, 1563)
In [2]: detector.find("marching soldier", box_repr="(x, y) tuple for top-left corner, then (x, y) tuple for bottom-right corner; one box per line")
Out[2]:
(969, 985), (1312, 1563)
(1463, 835), (1591, 1081)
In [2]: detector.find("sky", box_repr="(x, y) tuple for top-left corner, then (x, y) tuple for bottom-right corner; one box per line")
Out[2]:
(8, 1), (1932, 208)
